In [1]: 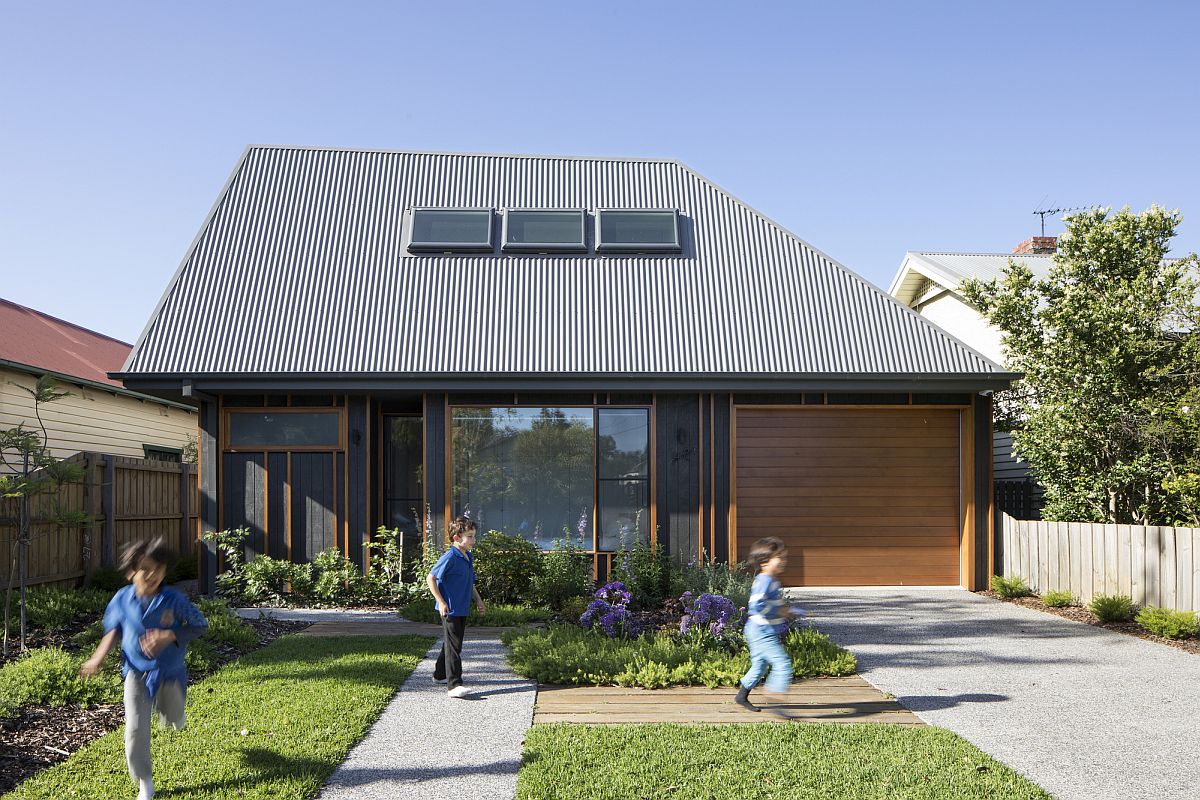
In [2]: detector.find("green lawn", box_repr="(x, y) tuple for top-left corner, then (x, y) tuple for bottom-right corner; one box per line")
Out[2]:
(518, 723), (1052, 800)
(3, 634), (433, 800)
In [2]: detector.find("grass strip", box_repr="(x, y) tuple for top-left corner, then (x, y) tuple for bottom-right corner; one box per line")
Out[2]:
(4, 634), (434, 800)
(518, 723), (1052, 800)
(398, 600), (552, 626)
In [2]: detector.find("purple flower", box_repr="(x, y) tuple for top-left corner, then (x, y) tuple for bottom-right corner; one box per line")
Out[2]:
(677, 592), (736, 641)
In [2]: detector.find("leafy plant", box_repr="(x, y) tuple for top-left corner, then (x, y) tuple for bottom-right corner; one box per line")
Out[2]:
(0, 646), (122, 717)
(1135, 606), (1198, 639)
(88, 567), (127, 592)
(364, 526), (409, 600)
(532, 537), (593, 610)
(990, 575), (1032, 599)
(311, 548), (364, 602)
(671, 553), (752, 612)
(396, 600), (551, 627)
(167, 554), (198, 583)
(472, 529), (544, 605)
(676, 591), (740, 647)
(200, 527), (253, 601)
(580, 582), (639, 639)
(1089, 594), (1134, 622)
(1041, 590), (1076, 608)
(241, 555), (295, 606)
(1, 587), (109, 636)
(610, 538), (670, 610)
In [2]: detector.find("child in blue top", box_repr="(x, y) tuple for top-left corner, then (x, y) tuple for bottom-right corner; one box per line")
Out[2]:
(81, 537), (208, 800)
(426, 516), (486, 698)
(735, 536), (793, 712)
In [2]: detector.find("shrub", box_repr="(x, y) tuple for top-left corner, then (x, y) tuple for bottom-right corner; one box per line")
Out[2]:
(397, 600), (551, 626)
(1135, 606), (1198, 639)
(472, 530), (544, 605)
(555, 595), (591, 624)
(0, 647), (121, 717)
(502, 622), (855, 689)
(672, 555), (752, 612)
(580, 582), (640, 639)
(241, 554), (296, 606)
(1041, 590), (1076, 608)
(610, 539), (670, 610)
(311, 548), (364, 602)
(990, 575), (1032, 599)
(201, 527), (254, 601)
(88, 567), (127, 592)
(677, 592), (739, 645)
(6, 587), (110, 634)
(1089, 594), (1134, 623)
(533, 538), (593, 610)
(365, 526), (410, 599)
(167, 554), (198, 583)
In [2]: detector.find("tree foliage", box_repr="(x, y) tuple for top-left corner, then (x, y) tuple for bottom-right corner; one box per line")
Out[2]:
(962, 206), (1200, 525)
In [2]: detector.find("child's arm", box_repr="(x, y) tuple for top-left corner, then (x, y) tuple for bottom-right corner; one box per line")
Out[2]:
(141, 594), (208, 658)
(426, 573), (449, 616)
(472, 585), (485, 614)
(80, 629), (119, 677)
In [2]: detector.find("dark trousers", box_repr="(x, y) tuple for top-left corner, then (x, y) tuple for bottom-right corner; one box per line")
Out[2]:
(433, 615), (467, 688)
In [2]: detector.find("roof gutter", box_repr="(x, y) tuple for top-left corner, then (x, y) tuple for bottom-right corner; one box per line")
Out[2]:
(1, 358), (197, 411)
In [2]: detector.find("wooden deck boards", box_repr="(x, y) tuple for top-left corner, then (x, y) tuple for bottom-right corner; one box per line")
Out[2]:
(533, 676), (922, 726)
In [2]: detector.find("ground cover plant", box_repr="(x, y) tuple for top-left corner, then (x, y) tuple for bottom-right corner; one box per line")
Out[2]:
(989, 575), (1032, 599)
(517, 723), (1053, 800)
(397, 600), (552, 627)
(1040, 590), (1076, 608)
(1089, 594), (1134, 623)
(4, 634), (433, 799)
(1135, 606), (1198, 639)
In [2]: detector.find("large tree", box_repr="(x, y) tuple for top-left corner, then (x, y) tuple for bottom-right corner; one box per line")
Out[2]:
(962, 206), (1200, 525)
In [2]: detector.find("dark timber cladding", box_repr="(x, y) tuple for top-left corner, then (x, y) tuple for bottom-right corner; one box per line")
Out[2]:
(734, 407), (962, 586)
(655, 394), (701, 562)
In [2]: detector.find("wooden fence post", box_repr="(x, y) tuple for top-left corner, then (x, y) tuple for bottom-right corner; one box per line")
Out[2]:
(179, 461), (191, 555)
(101, 454), (116, 567)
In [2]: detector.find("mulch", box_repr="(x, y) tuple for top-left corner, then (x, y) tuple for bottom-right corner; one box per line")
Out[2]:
(0, 617), (311, 795)
(979, 591), (1200, 656)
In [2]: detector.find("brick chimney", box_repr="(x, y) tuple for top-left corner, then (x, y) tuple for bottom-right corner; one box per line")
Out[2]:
(1013, 236), (1057, 255)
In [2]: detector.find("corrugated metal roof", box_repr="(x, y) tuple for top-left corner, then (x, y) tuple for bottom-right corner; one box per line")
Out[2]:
(122, 146), (1006, 379)
(0, 297), (131, 387)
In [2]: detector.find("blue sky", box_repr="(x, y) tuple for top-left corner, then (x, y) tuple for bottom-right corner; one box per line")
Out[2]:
(3, 1), (1198, 345)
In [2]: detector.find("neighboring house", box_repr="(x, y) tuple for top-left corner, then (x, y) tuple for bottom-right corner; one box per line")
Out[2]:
(117, 145), (1016, 592)
(0, 298), (197, 465)
(888, 237), (1058, 517)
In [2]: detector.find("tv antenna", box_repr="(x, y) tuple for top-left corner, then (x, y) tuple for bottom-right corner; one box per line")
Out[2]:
(1031, 202), (1092, 236)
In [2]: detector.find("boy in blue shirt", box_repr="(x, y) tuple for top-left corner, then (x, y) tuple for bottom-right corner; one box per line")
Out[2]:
(426, 516), (485, 698)
(81, 537), (208, 800)
(735, 536), (793, 712)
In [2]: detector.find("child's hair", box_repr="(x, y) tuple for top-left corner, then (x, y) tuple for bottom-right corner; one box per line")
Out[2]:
(448, 516), (478, 541)
(119, 536), (177, 574)
(745, 537), (787, 573)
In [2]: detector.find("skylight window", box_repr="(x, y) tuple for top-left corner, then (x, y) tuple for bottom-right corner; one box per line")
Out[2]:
(502, 209), (587, 253)
(408, 208), (494, 253)
(596, 209), (682, 253)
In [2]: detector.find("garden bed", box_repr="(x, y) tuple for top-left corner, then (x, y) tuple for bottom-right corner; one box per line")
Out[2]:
(0, 612), (309, 795)
(980, 591), (1200, 656)
(397, 599), (553, 627)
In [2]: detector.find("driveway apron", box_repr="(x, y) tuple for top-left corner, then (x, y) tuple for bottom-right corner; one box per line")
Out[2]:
(792, 588), (1200, 800)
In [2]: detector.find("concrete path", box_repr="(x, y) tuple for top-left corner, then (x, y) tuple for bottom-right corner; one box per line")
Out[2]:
(314, 635), (535, 800)
(791, 588), (1200, 800)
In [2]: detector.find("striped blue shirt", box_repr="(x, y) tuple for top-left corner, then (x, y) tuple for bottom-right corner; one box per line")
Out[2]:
(747, 573), (786, 636)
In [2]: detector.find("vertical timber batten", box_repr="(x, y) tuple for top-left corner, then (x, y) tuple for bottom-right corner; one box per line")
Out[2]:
(198, 400), (219, 595)
(975, 393), (994, 587)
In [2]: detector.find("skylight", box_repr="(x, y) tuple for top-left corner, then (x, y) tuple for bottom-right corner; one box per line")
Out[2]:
(502, 209), (587, 253)
(408, 208), (494, 253)
(596, 209), (682, 253)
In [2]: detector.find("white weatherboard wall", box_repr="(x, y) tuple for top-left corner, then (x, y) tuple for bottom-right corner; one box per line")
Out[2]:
(913, 291), (1005, 365)
(0, 367), (196, 466)
(1002, 512), (1200, 612)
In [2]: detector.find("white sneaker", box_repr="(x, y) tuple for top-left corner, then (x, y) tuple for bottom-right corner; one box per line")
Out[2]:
(447, 685), (471, 699)
(137, 779), (155, 800)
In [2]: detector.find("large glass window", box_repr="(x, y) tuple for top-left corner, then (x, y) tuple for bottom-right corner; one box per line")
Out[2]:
(502, 210), (587, 252)
(597, 408), (650, 550)
(227, 411), (341, 449)
(408, 208), (494, 252)
(451, 407), (650, 552)
(596, 209), (681, 253)
(383, 416), (423, 534)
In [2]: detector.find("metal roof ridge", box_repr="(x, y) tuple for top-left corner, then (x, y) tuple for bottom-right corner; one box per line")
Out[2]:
(245, 143), (684, 166)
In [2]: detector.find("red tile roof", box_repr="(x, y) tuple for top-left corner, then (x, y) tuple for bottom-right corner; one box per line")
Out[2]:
(0, 298), (131, 388)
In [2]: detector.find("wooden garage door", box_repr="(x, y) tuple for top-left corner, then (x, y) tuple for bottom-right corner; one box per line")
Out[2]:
(735, 408), (961, 586)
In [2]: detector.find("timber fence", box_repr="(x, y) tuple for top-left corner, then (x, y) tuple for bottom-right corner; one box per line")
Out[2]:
(1, 452), (198, 589)
(1000, 512), (1200, 612)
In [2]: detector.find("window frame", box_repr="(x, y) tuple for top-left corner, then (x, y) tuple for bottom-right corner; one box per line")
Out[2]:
(407, 207), (495, 253)
(142, 444), (183, 463)
(501, 208), (588, 253)
(595, 208), (683, 254)
(223, 407), (346, 452)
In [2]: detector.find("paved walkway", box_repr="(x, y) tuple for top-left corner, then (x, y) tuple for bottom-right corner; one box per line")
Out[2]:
(791, 588), (1200, 800)
(316, 636), (535, 800)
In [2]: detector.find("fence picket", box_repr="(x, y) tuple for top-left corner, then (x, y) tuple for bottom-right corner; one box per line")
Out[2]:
(1161, 527), (1177, 610)
(1131, 525), (1146, 606)
(1079, 519), (1093, 602)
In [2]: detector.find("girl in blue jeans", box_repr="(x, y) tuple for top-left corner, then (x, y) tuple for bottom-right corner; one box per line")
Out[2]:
(736, 536), (792, 712)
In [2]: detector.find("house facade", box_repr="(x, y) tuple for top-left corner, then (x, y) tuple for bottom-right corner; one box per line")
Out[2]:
(117, 146), (1015, 592)
(0, 298), (196, 466)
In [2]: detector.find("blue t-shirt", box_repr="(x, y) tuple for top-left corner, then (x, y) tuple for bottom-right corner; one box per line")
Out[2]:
(429, 546), (475, 617)
(746, 573), (787, 636)
(103, 585), (208, 697)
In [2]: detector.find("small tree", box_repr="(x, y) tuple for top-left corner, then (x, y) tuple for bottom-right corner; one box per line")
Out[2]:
(1, 376), (89, 655)
(962, 206), (1200, 525)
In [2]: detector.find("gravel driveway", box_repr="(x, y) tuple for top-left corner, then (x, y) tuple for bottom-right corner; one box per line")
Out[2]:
(791, 588), (1200, 800)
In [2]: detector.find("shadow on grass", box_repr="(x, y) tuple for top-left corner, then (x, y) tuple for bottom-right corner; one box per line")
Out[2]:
(157, 747), (521, 796)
